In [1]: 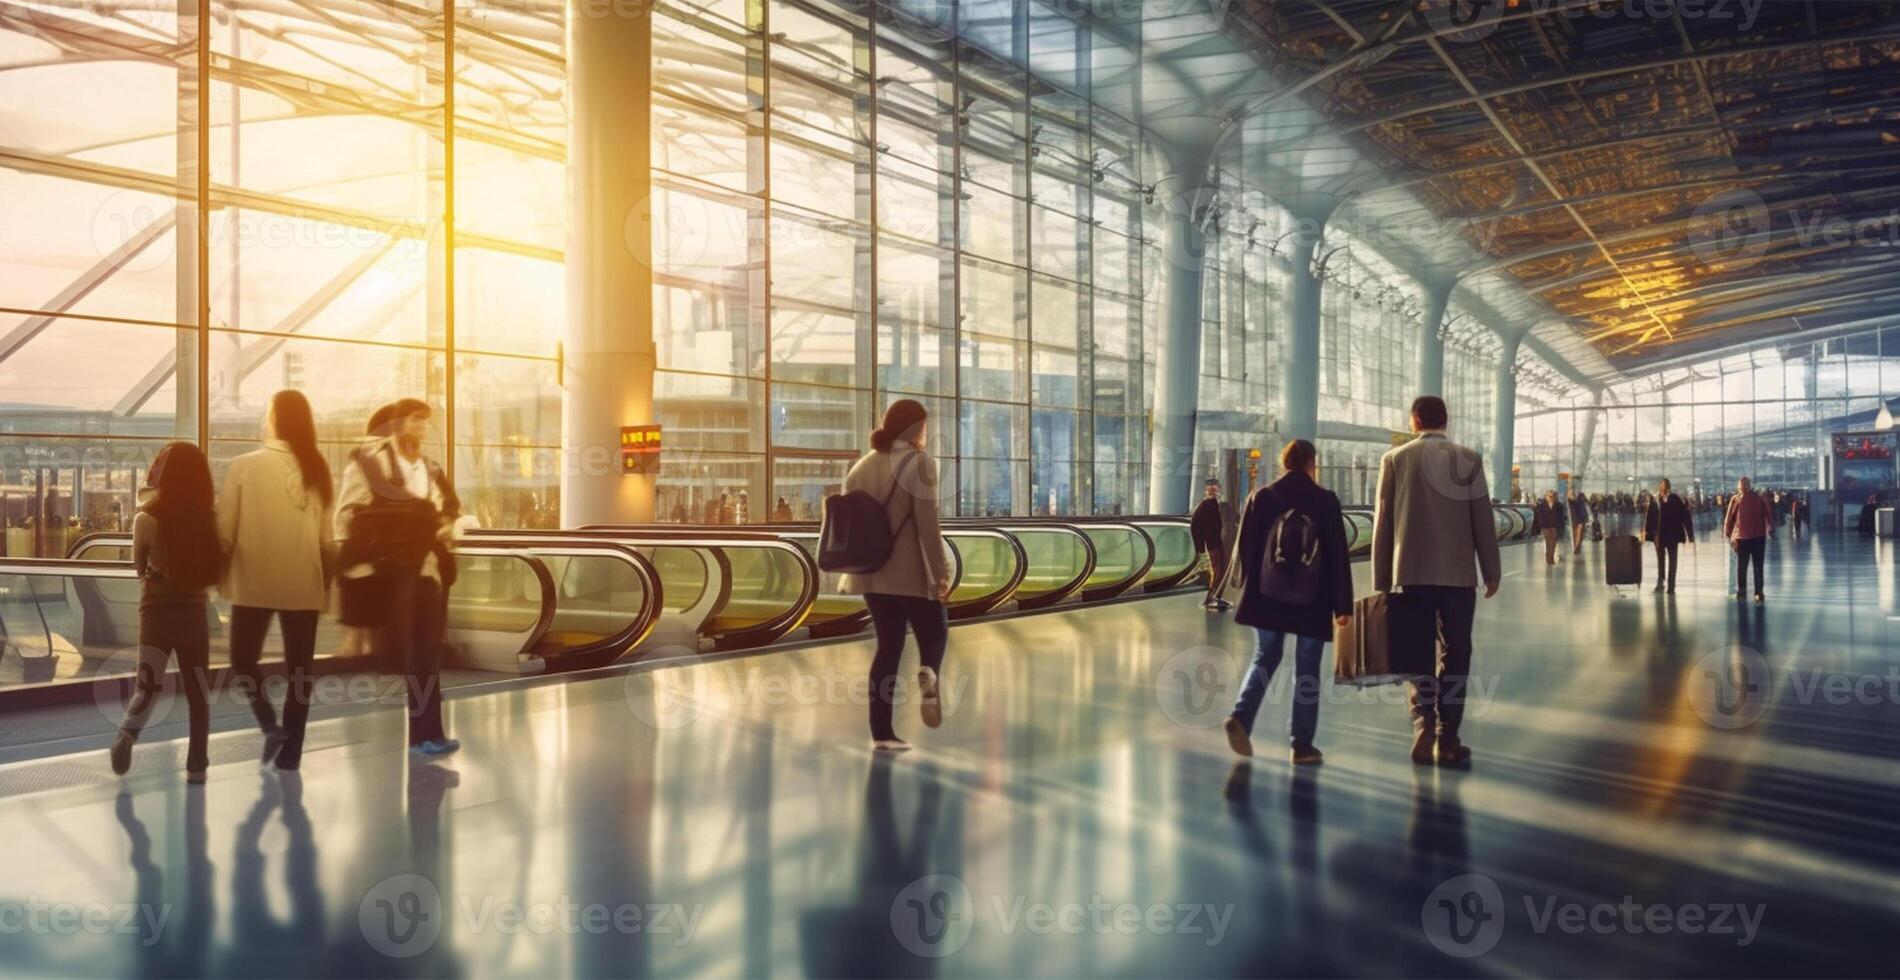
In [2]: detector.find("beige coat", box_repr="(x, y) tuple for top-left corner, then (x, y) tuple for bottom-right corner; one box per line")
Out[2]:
(837, 442), (951, 599)
(217, 441), (335, 610)
(1372, 432), (1502, 592)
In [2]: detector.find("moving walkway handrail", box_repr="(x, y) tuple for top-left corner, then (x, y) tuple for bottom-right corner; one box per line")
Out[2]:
(986, 518), (1155, 601)
(944, 519), (1095, 609)
(65, 531), (132, 561)
(719, 523), (974, 635)
(444, 545), (561, 674)
(0, 558), (141, 681)
(55, 534), (564, 675)
(474, 527), (821, 652)
(461, 536), (662, 671)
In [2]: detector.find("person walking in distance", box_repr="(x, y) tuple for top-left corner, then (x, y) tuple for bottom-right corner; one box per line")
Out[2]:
(110, 443), (222, 782)
(1724, 476), (1773, 604)
(219, 390), (336, 772)
(1789, 493), (1808, 541)
(1534, 489), (1566, 566)
(335, 399), (464, 757)
(1220, 440), (1353, 766)
(1192, 481), (1231, 611)
(838, 399), (951, 752)
(1372, 396), (1502, 768)
(1567, 488), (1590, 556)
(1640, 478), (1695, 595)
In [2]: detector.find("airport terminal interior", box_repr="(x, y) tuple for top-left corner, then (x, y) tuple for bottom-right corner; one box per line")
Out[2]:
(3, 0), (1900, 976)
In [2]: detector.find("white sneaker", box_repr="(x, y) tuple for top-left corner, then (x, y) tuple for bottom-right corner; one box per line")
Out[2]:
(872, 739), (912, 752)
(918, 668), (942, 729)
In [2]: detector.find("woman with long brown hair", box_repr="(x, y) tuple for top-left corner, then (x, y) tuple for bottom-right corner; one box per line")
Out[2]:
(218, 389), (335, 771)
(837, 398), (951, 751)
(111, 441), (221, 782)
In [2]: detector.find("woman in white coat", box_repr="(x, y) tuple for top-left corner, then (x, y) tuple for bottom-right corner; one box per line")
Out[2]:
(218, 389), (335, 771)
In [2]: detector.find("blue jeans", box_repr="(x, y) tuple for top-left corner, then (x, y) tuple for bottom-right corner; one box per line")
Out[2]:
(1230, 628), (1326, 750)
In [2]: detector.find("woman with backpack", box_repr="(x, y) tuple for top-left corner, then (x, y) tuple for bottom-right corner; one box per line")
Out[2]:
(219, 390), (335, 772)
(1221, 439), (1353, 765)
(335, 398), (463, 758)
(837, 399), (951, 752)
(110, 442), (222, 782)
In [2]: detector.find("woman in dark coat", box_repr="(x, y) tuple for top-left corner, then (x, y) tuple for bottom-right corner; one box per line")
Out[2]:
(1221, 439), (1353, 765)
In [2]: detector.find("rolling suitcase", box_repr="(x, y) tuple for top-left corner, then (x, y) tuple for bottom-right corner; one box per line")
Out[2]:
(1604, 534), (1643, 586)
(1334, 592), (1432, 688)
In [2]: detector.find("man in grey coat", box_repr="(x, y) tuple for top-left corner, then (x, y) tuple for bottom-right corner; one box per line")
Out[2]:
(1372, 396), (1502, 767)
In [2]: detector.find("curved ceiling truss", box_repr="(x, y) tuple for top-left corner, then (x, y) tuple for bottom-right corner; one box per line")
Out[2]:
(1230, 0), (1900, 371)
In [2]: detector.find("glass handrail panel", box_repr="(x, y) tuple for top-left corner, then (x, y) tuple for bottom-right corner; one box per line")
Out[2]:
(1343, 513), (1374, 555)
(710, 544), (824, 633)
(637, 546), (711, 613)
(1137, 522), (1198, 585)
(1011, 528), (1090, 599)
(944, 530), (1018, 604)
(778, 532), (866, 628)
(0, 563), (151, 691)
(535, 553), (650, 651)
(444, 553), (549, 635)
(1079, 526), (1139, 590)
(68, 542), (132, 562)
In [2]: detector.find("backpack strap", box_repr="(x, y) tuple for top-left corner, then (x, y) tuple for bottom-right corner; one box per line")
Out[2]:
(882, 450), (923, 539)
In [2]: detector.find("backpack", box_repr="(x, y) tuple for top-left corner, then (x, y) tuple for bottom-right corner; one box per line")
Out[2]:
(818, 452), (922, 574)
(1256, 497), (1323, 604)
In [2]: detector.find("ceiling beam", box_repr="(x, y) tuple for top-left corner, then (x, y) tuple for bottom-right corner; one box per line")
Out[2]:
(1420, 34), (1676, 339)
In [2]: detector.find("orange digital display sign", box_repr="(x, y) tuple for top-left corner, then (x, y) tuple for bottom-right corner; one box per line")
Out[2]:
(620, 424), (661, 474)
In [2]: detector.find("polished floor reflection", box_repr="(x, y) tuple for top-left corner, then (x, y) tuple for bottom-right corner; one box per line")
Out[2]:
(1, 531), (1896, 977)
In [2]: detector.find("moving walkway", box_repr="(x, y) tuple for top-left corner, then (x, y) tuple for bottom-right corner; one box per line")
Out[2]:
(0, 506), (1531, 697)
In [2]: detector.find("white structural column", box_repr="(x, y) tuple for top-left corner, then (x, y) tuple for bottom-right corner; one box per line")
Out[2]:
(1281, 221), (1326, 444)
(1574, 387), (1604, 487)
(1415, 273), (1455, 398)
(1491, 325), (1529, 503)
(1146, 130), (1218, 515)
(562, 0), (657, 526)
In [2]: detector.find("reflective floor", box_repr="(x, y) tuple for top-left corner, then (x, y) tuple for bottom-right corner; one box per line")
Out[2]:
(1, 531), (1897, 978)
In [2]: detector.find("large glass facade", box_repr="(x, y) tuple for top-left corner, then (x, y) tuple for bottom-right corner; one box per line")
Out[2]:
(1516, 326), (1900, 503)
(0, 0), (565, 551)
(1315, 239), (1421, 506)
(651, 0), (1157, 521)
